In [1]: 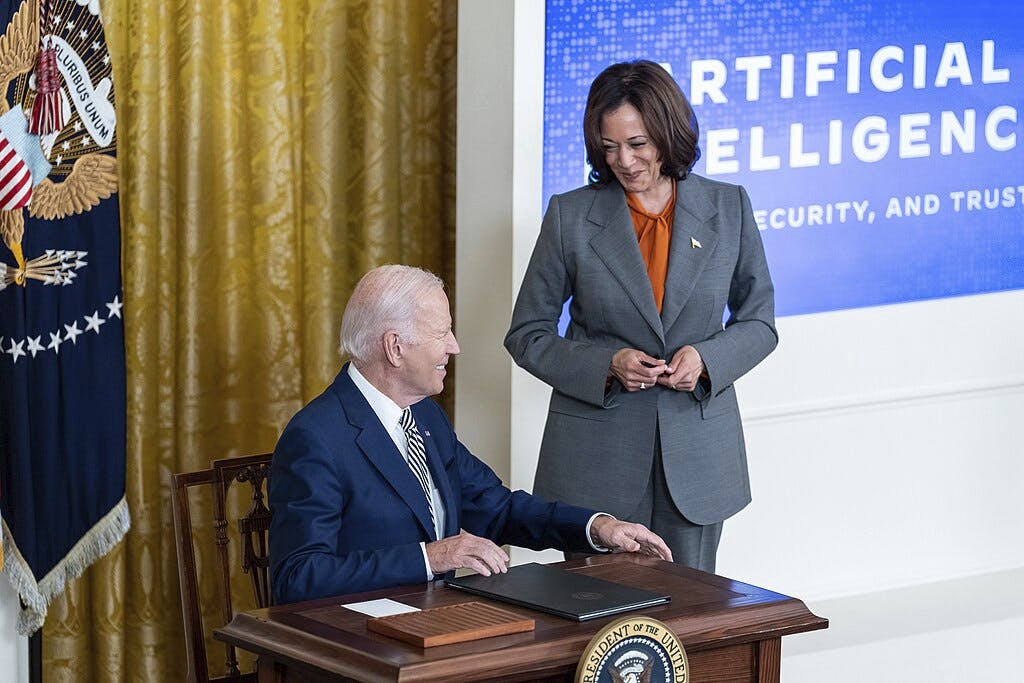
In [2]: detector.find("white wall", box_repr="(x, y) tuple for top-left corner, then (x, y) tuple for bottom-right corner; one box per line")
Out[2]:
(456, 0), (547, 486)
(456, 1), (1024, 678)
(719, 291), (1024, 599)
(0, 579), (28, 681)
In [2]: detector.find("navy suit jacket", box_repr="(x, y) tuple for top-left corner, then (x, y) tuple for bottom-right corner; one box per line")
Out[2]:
(269, 364), (596, 604)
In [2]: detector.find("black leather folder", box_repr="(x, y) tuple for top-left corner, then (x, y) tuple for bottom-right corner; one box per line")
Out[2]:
(445, 562), (670, 621)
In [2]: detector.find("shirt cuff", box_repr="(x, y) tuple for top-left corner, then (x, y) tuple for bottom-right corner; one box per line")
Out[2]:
(419, 541), (433, 580)
(586, 512), (615, 552)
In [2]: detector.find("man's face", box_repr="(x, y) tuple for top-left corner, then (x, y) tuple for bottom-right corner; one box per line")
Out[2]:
(399, 287), (460, 404)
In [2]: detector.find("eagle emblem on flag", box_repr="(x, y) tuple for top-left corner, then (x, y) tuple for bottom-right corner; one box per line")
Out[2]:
(0, 0), (117, 292)
(0, 0), (127, 635)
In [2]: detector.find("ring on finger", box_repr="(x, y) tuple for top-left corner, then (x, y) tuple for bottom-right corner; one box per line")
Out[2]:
(640, 382), (646, 390)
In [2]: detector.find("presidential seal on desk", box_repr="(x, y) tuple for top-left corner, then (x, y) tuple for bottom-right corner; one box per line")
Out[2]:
(575, 615), (688, 683)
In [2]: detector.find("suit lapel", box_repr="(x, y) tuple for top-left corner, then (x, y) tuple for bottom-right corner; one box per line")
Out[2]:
(661, 176), (719, 333)
(333, 367), (437, 540)
(587, 185), (665, 344)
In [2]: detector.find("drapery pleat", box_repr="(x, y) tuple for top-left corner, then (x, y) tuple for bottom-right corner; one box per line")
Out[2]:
(41, 1), (456, 680)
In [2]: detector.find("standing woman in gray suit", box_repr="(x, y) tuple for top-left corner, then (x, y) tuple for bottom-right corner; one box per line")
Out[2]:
(505, 61), (776, 572)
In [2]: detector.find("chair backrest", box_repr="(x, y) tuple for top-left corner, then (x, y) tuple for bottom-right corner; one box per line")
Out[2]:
(171, 453), (273, 683)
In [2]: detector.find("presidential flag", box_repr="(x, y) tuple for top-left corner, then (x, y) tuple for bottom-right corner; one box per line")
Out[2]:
(0, 0), (127, 635)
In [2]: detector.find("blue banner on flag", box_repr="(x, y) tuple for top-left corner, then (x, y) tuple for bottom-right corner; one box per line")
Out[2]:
(0, 0), (127, 635)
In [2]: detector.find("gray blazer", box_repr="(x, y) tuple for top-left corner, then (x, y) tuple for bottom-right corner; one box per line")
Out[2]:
(505, 174), (777, 525)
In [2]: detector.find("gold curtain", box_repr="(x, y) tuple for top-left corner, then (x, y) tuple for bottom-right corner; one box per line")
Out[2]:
(42, 1), (456, 680)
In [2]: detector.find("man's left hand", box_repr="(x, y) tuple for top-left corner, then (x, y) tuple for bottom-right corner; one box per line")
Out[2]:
(591, 516), (673, 561)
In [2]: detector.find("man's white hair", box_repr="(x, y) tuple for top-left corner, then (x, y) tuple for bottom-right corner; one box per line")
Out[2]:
(339, 265), (445, 365)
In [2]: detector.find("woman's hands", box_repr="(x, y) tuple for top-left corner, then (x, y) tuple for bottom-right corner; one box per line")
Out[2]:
(656, 345), (706, 392)
(610, 348), (667, 391)
(610, 346), (705, 393)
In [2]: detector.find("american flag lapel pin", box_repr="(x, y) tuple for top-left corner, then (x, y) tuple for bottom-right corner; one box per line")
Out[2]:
(424, 430), (430, 437)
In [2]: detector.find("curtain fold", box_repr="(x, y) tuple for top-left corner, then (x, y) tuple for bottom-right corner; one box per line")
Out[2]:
(42, 1), (456, 680)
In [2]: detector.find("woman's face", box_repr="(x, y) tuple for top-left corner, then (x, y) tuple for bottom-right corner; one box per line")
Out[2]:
(600, 103), (664, 195)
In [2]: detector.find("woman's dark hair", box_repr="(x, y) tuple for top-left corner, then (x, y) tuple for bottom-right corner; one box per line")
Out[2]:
(583, 60), (701, 186)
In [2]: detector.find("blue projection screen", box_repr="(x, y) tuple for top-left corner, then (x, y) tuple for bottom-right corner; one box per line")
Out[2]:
(543, 1), (1024, 317)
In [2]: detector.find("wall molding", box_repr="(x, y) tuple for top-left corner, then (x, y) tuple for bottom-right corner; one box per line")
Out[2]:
(744, 375), (1024, 423)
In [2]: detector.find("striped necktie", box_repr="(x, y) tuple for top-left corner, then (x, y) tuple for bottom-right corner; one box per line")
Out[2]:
(399, 407), (436, 529)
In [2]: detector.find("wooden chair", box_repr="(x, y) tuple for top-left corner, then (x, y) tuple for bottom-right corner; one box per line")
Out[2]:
(171, 453), (273, 683)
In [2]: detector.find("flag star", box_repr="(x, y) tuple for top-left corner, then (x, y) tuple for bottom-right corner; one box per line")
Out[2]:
(26, 336), (45, 358)
(64, 321), (83, 344)
(84, 311), (106, 334)
(73, 121), (82, 132)
(102, 54), (110, 65)
(79, 29), (88, 40)
(48, 331), (64, 353)
(105, 295), (123, 319)
(55, 14), (62, 23)
(82, 136), (93, 147)
(62, 141), (71, 151)
(67, 20), (75, 29)
(92, 41), (101, 51)
(56, 155), (63, 165)
(6, 338), (26, 363)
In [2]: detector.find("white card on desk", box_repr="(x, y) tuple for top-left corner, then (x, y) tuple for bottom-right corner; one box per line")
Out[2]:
(342, 598), (420, 618)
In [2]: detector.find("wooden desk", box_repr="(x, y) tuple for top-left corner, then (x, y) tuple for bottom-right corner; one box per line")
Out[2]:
(215, 554), (827, 682)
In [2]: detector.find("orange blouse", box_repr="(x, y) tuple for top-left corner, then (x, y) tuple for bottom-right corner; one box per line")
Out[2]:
(625, 183), (676, 313)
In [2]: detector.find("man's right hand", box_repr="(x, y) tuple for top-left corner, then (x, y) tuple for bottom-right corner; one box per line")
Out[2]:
(426, 531), (510, 576)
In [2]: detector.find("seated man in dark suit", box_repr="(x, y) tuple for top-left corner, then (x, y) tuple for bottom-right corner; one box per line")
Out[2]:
(270, 265), (672, 604)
